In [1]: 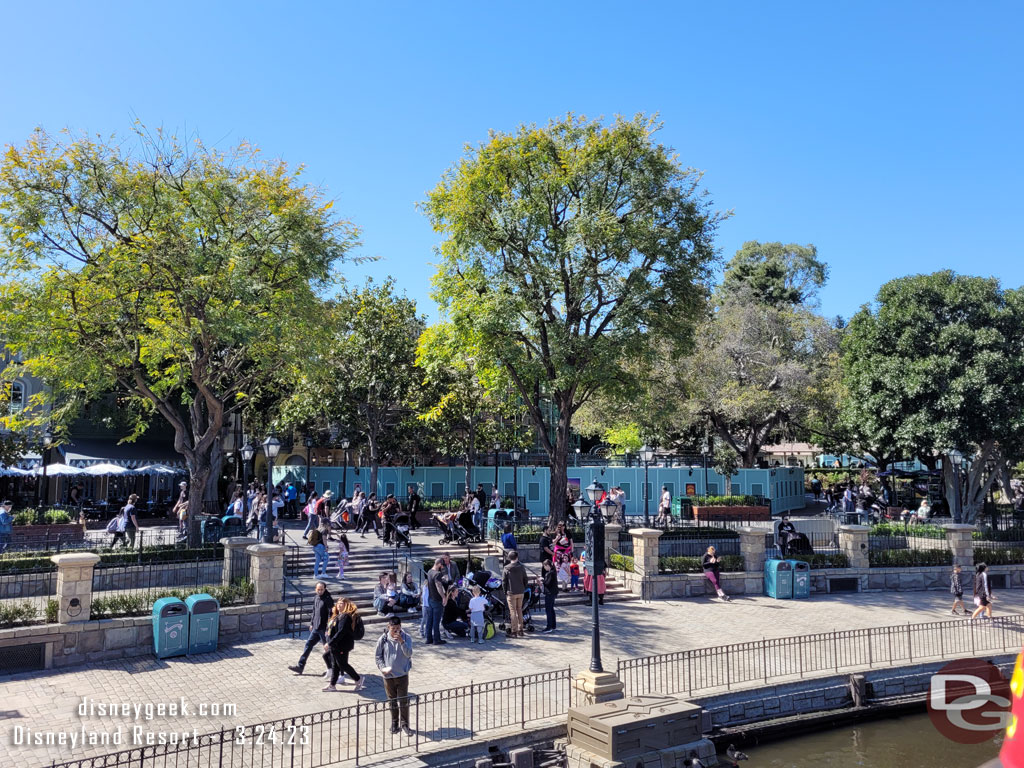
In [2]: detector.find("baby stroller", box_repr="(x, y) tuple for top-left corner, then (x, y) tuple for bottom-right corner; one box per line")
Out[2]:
(467, 568), (540, 634)
(329, 500), (352, 534)
(434, 512), (460, 545)
(454, 511), (483, 544)
(455, 576), (499, 640)
(387, 511), (413, 549)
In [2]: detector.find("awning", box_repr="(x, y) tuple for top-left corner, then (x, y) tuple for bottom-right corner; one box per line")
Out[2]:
(81, 462), (132, 476)
(61, 437), (185, 468)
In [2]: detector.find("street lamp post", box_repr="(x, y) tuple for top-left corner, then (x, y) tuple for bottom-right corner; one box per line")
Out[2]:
(701, 440), (710, 501)
(303, 434), (314, 489)
(577, 483), (607, 673)
(37, 430), (53, 509)
(510, 448), (521, 513)
(493, 442), (501, 499)
(639, 444), (656, 528)
(341, 438), (350, 498)
(950, 449), (963, 523)
(575, 447), (581, 467)
(263, 434), (281, 544)
(240, 440), (255, 515)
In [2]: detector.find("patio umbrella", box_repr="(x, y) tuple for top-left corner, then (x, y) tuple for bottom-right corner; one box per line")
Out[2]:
(82, 462), (131, 476)
(37, 463), (87, 477)
(0, 465), (32, 477)
(133, 464), (179, 475)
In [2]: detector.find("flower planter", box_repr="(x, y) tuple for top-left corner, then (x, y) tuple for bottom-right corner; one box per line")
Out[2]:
(691, 505), (771, 522)
(12, 523), (87, 546)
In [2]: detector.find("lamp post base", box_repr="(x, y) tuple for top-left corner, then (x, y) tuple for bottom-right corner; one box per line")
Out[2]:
(571, 669), (625, 706)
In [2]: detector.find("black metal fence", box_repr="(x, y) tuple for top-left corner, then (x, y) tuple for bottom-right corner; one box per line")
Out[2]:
(47, 668), (573, 768)
(617, 614), (1024, 698)
(868, 526), (953, 567)
(0, 568), (55, 627)
(764, 530), (840, 560)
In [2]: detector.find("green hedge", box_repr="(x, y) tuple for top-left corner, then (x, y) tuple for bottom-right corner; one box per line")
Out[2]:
(0, 601), (39, 628)
(90, 580), (254, 619)
(870, 523), (945, 539)
(799, 553), (850, 569)
(0, 546), (223, 574)
(659, 554), (745, 574)
(659, 527), (740, 540)
(691, 496), (763, 507)
(974, 528), (1024, 542)
(973, 548), (1024, 566)
(609, 553), (634, 573)
(868, 549), (953, 568)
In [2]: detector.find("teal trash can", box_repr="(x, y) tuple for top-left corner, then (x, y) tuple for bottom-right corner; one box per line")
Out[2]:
(152, 597), (188, 659)
(764, 559), (793, 599)
(201, 516), (223, 544)
(789, 560), (811, 598)
(185, 593), (220, 654)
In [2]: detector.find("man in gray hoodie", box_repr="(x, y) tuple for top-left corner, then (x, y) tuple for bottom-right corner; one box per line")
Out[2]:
(375, 616), (414, 736)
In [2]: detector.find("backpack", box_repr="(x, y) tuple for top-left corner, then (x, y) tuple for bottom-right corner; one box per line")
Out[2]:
(105, 515), (120, 533)
(353, 615), (365, 641)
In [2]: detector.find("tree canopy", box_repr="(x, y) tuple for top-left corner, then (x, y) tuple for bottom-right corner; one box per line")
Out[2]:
(424, 113), (719, 520)
(0, 128), (356, 532)
(720, 241), (828, 308)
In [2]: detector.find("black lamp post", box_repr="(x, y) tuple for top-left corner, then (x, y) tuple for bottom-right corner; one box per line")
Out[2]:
(493, 442), (501, 497)
(577, 483), (607, 673)
(701, 440), (710, 501)
(240, 440), (255, 516)
(575, 447), (581, 467)
(950, 449), (963, 523)
(341, 438), (350, 498)
(510, 448), (521, 512)
(263, 434), (281, 543)
(639, 444), (656, 527)
(303, 434), (314, 489)
(37, 430), (53, 508)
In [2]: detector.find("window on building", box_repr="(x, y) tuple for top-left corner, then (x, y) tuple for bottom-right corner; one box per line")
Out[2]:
(503, 483), (515, 500)
(455, 483), (465, 499)
(620, 482), (631, 500)
(708, 484), (719, 496)
(8, 381), (25, 413)
(528, 482), (540, 502)
(430, 482), (444, 499)
(751, 483), (764, 497)
(385, 482), (396, 497)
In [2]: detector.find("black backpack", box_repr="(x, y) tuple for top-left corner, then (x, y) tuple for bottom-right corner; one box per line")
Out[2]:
(353, 615), (365, 641)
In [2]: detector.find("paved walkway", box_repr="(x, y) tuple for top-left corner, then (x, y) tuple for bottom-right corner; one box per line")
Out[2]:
(4, 585), (1022, 768)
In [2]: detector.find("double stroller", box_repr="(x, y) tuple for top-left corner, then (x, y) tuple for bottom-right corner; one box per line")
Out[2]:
(434, 510), (484, 545)
(463, 568), (540, 635)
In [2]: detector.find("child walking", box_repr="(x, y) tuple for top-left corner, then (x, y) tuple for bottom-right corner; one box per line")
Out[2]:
(570, 556), (581, 591)
(950, 564), (965, 615)
(336, 533), (350, 580)
(469, 586), (487, 645)
(556, 556), (571, 591)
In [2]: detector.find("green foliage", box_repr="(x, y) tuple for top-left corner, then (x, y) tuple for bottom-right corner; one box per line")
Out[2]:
(870, 523), (945, 539)
(974, 528), (1024, 542)
(720, 241), (828, 309)
(973, 548), (1024, 566)
(602, 424), (643, 454)
(609, 553), (634, 572)
(90, 579), (254, 619)
(425, 113), (719, 519)
(691, 495), (764, 507)
(658, 554), (744, 573)
(659, 527), (740, 539)
(867, 549), (953, 568)
(43, 509), (72, 524)
(0, 128), (357, 519)
(799, 553), (850, 569)
(12, 510), (35, 526)
(45, 599), (59, 624)
(0, 600), (38, 628)
(0, 546), (221, 573)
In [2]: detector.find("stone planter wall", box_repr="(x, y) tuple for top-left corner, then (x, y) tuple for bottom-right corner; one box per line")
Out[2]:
(691, 505), (771, 522)
(11, 523), (86, 544)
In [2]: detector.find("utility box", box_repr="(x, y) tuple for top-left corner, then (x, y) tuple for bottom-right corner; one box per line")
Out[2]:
(789, 560), (811, 598)
(567, 695), (702, 761)
(152, 597), (188, 659)
(185, 593), (220, 654)
(764, 558), (793, 599)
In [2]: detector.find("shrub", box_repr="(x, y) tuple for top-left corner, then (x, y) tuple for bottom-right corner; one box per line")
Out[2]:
(0, 601), (38, 627)
(43, 509), (73, 524)
(974, 528), (1024, 543)
(609, 553), (634, 573)
(800, 553), (850, 569)
(973, 548), (1024, 566)
(13, 510), (36, 526)
(868, 549), (953, 568)
(691, 496), (763, 507)
(89, 579), (255, 619)
(659, 527), (740, 540)
(45, 599), (59, 624)
(870, 523), (945, 539)
(658, 554), (745, 574)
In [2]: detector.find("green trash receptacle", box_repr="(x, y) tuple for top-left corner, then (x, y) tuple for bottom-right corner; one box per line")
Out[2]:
(764, 559), (793, 599)
(152, 597), (188, 659)
(788, 560), (811, 598)
(185, 593), (220, 654)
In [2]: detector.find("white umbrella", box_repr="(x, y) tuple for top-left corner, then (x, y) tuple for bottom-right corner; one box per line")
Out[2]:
(82, 462), (130, 476)
(37, 463), (87, 477)
(134, 464), (179, 475)
(0, 465), (32, 477)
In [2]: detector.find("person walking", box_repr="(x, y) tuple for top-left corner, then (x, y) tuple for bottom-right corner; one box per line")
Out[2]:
(970, 563), (995, 622)
(541, 559), (558, 634)
(500, 524), (518, 564)
(309, 524), (329, 579)
(0, 500), (13, 553)
(658, 486), (672, 525)
(114, 495), (140, 549)
(702, 546), (730, 601)
(321, 598), (365, 692)
(375, 616), (414, 736)
(289, 581), (333, 676)
(950, 564), (966, 615)
(424, 558), (448, 645)
(302, 491), (320, 539)
(502, 551), (529, 638)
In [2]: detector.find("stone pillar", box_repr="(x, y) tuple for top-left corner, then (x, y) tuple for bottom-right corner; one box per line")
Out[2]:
(571, 668), (625, 707)
(246, 543), (287, 604)
(221, 537), (257, 585)
(603, 523), (622, 568)
(738, 527), (767, 573)
(51, 552), (100, 624)
(630, 528), (663, 577)
(944, 524), (975, 569)
(839, 525), (870, 569)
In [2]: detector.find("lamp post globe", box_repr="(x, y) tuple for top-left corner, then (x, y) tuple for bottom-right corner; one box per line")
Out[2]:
(262, 435), (281, 543)
(949, 449), (964, 523)
(341, 438), (350, 499)
(585, 480), (603, 506)
(240, 440), (255, 514)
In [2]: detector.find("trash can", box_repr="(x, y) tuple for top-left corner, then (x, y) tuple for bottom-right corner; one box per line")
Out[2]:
(200, 516), (223, 544)
(764, 559), (793, 599)
(152, 597), (188, 659)
(185, 593), (220, 654)
(788, 560), (811, 598)
(221, 516), (244, 536)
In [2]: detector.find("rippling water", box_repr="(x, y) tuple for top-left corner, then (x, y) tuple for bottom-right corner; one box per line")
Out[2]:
(737, 713), (1002, 768)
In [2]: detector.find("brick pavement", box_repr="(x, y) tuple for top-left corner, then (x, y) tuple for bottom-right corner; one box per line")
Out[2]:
(3, 587), (1022, 767)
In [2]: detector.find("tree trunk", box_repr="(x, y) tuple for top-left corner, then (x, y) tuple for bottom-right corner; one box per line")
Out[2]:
(186, 461), (213, 547)
(464, 421), (476, 496)
(548, 399), (572, 526)
(368, 433), (379, 499)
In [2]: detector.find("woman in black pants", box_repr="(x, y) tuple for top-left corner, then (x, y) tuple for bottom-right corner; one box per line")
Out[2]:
(541, 559), (558, 634)
(322, 598), (365, 692)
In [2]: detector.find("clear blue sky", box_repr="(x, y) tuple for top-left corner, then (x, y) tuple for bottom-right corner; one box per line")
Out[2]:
(1, 1), (1020, 321)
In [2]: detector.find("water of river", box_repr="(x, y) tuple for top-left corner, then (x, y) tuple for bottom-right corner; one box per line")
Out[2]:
(741, 712), (1003, 768)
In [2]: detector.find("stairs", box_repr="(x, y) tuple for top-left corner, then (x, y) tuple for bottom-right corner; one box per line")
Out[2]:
(281, 524), (637, 634)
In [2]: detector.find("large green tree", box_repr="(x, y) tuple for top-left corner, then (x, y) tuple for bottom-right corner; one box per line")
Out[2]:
(283, 278), (423, 494)
(720, 241), (828, 308)
(0, 129), (356, 536)
(841, 271), (1024, 522)
(424, 114), (719, 521)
